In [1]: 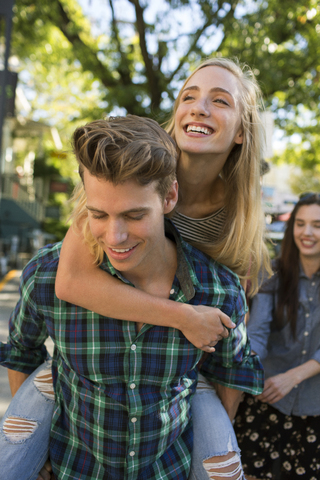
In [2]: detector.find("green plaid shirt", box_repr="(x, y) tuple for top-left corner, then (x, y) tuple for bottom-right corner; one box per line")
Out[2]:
(0, 220), (263, 480)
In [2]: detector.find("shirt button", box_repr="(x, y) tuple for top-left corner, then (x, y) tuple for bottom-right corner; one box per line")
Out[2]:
(312, 282), (315, 286)
(170, 288), (175, 295)
(130, 383), (136, 389)
(304, 331), (309, 336)
(294, 385), (298, 389)
(309, 297), (313, 301)
(129, 451), (135, 457)
(131, 344), (137, 351)
(131, 417), (137, 423)
(305, 313), (310, 318)
(302, 350), (307, 355)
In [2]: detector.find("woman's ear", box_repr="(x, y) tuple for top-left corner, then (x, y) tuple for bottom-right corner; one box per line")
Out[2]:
(234, 129), (243, 145)
(163, 180), (179, 214)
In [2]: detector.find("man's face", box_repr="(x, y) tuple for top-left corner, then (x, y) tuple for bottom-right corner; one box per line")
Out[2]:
(83, 169), (177, 284)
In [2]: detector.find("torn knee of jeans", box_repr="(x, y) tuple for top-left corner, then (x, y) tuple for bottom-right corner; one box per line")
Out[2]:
(34, 367), (54, 401)
(3, 416), (38, 442)
(203, 451), (243, 480)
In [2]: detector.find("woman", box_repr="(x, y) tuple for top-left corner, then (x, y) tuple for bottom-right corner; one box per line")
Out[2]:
(234, 193), (320, 480)
(1, 57), (270, 480)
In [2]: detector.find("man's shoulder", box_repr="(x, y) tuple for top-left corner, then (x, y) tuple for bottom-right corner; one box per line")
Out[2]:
(181, 239), (241, 288)
(182, 240), (245, 317)
(18, 242), (62, 308)
(23, 241), (63, 281)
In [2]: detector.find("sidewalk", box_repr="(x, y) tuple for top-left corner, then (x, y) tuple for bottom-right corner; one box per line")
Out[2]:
(0, 270), (54, 422)
(0, 270), (21, 421)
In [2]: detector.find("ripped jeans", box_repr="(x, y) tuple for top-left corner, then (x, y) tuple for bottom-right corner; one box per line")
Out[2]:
(189, 374), (244, 480)
(0, 360), (55, 480)
(0, 367), (244, 480)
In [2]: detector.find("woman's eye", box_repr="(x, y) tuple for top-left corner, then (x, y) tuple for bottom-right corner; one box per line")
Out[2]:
(182, 94), (194, 102)
(91, 213), (106, 219)
(214, 98), (229, 106)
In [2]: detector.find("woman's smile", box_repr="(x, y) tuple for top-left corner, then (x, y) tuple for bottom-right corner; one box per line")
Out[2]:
(174, 65), (243, 160)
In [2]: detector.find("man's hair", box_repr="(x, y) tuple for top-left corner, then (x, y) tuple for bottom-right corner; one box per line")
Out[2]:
(70, 115), (177, 265)
(74, 115), (177, 199)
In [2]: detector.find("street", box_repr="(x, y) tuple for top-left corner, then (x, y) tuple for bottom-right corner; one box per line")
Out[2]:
(0, 270), (54, 422)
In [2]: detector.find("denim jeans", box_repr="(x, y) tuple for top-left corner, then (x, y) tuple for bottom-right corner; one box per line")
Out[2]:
(188, 374), (243, 480)
(0, 367), (241, 480)
(0, 361), (54, 480)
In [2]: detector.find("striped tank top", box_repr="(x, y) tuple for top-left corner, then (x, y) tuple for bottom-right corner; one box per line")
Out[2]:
(171, 207), (227, 244)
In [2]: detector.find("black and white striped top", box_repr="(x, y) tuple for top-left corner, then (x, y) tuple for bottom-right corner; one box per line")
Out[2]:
(171, 207), (227, 245)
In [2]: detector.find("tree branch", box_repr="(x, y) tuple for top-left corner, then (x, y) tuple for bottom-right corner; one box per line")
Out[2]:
(168, 0), (240, 83)
(53, 0), (118, 88)
(128, 0), (162, 108)
(108, 0), (132, 85)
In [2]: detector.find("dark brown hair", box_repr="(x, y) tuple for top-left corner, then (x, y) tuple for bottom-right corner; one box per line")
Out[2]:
(274, 193), (320, 336)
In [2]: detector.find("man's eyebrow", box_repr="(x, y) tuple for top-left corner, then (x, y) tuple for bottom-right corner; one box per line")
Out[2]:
(86, 206), (105, 213)
(86, 206), (150, 214)
(181, 86), (234, 98)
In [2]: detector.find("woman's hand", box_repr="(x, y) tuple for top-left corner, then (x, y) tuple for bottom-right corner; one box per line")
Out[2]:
(179, 305), (235, 352)
(36, 459), (54, 480)
(258, 359), (320, 404)
(257, 373), (296, 404)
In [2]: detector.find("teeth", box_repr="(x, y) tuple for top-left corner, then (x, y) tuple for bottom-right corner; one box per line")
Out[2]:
(187, 125), (212, 135)
(301, 241), (314, 246)
(111, 247), (133, 253)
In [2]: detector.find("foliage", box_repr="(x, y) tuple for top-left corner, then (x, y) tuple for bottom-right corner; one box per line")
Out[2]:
(42, 217), (69, 241)
(10, 0), (319, 119)
(289, 168), (320, 195)
(7, 0), (320, 194)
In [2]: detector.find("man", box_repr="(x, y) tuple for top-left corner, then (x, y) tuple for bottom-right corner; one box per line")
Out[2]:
(0, 116), (263, 480)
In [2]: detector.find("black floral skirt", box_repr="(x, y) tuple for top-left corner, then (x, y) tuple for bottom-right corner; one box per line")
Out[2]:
(234, 394), (320, 480)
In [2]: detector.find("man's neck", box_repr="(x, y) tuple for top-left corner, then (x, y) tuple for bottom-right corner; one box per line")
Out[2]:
(125, 235), (177, 334)
(124, 236), (177, 297)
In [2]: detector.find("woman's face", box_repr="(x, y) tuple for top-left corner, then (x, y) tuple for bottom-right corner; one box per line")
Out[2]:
(174, 66), (243, 160)
(293, 204), (320, 261)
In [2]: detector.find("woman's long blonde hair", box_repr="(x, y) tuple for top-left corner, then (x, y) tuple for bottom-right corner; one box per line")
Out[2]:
(166, 57), (271, 295)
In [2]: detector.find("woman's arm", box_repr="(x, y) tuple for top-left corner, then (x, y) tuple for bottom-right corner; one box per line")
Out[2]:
(213, 383), (244, 421)
(257, 359), (320, 404)
(7, 369), (29, 397)
(56, 227), (235, 352)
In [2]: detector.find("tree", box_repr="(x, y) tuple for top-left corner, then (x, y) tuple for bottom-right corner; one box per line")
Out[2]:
(10, 1), (320, 122)
(7, 0), (320, 198)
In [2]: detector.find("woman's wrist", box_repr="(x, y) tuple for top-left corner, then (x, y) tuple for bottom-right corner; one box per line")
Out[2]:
(149, 298), (192, 331)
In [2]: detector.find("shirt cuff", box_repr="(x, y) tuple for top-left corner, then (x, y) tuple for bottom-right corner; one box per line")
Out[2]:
(0, 342), (48, 374)
(312, 349), (320, 365)
(200, 354), (264, 395)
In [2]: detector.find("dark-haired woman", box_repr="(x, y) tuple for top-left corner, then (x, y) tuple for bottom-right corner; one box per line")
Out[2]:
(234, 193), (320, 480)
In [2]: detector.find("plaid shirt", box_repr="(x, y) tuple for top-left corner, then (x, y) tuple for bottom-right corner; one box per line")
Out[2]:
(0, 221), (263, 480)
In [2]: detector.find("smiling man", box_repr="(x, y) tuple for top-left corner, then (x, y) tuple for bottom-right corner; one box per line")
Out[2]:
(83, 173), (178, 292)
(0, 116), (262, 480)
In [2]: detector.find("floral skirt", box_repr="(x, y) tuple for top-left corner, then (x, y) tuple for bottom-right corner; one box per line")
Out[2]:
(233, 394), (320, 480)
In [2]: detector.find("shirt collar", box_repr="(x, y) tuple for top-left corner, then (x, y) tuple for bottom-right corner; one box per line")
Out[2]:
(100, 218), (195, 301)
(299, 262), (320, 280)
